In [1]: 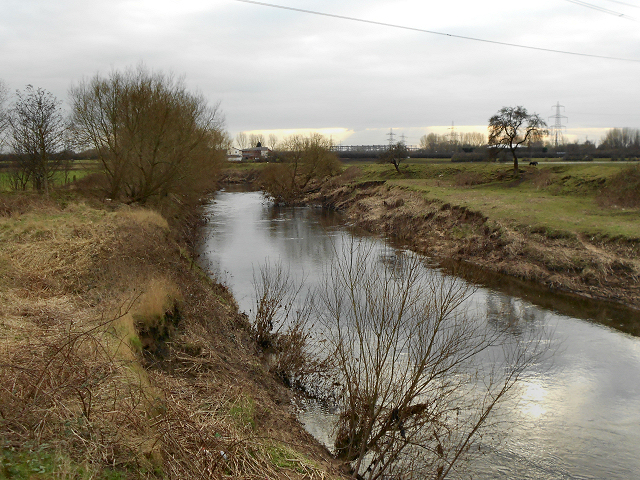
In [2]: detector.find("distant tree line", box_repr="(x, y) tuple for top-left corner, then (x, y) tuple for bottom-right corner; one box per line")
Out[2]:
(336, 126), (640, 164)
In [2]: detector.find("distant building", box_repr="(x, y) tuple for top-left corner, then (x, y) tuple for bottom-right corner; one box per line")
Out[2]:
(241, 142), (271, 161)
(227, 147), (242, 162)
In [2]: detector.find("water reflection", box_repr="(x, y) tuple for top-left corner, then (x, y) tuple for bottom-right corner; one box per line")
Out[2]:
(439, 259), (640, 337)
(198, 189), (640, 480)
(485, 292), (544, 337)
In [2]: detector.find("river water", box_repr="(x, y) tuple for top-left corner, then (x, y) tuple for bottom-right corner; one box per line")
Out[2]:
(198, 188), (640, 479)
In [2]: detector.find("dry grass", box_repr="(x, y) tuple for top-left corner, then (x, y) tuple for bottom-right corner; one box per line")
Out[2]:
(598, 164), (640, 209)
(0, 193), (341, 479)
(453, 170), (485, 187)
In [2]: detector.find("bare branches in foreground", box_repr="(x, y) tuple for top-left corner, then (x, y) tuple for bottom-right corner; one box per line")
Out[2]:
(316, 240), (549, 479)
(251, 260), (332, 391)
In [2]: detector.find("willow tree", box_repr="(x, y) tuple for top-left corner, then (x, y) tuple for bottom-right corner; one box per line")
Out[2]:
(260, 133), (341, 204)
(488, 106), (548, 176)
(69, 65), (227, 203)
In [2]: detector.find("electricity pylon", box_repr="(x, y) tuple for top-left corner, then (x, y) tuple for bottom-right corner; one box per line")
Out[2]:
(549, 102), (568, 148)
(387, 128), (396, 145)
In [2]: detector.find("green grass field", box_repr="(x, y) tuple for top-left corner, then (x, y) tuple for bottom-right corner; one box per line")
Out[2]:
(0, 160), (100, 192)
(352, 161), (640, 240)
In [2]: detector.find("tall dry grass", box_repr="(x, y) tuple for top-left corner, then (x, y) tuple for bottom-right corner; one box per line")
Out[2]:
(0, 194), (338, 479)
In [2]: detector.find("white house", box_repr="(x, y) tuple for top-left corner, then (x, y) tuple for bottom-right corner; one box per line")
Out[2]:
(227, 147), (242, 162)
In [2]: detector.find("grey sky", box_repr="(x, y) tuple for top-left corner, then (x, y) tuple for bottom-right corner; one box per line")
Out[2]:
(1, 0), (639, 145)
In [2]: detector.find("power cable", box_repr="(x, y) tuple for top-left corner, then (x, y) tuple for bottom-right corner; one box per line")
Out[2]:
(601, 0), (640, 8)
(234, 0), (640, 63)
(563, 0), (638, 20)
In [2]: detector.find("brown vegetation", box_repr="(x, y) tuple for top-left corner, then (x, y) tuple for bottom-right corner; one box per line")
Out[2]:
(312, 182), (640, 311)
(69, 65), (227, 205)
(598, 164), (640, 209)
(250, 261), (332, 391)
(316, 241), (547, 479)
(260, 134), (341, 204)
(0, 193), (340, 479)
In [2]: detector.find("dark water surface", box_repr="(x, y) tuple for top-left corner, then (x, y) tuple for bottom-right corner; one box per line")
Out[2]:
(198, 189), (640, 479)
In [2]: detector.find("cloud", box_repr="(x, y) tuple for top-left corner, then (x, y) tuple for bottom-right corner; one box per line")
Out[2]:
(0, 0), (638, 146)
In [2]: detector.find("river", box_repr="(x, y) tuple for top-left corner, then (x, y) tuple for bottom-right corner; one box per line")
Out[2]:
(198, 188), (640, 479)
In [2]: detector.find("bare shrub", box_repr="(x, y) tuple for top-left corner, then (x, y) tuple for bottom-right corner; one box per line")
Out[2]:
(69, 65), (227, 204)
(261, 133), (341, 204)
(0, 300), (162, 474)
(317, 240), (548, 479)
(251, 261), (331, 390)
(259, 162), (301, 204)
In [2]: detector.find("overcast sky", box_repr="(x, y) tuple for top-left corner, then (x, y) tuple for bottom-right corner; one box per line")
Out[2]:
(2, 0), (639, 145)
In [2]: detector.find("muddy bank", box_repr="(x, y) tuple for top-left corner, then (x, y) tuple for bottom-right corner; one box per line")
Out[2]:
(309, 182), (640, 311)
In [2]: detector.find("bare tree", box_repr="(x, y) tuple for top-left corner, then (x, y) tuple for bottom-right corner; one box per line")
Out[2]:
(235, 131), (250, 149)
(8, 85), (67, 195)
(249, 133), (265, 148)
(0, 80), (8, 148)
(317, 241), (548, 479)
(600, 127), (640, 149)
(419, 132), (455, 153)
(267, 133), (279, 150)
(69, 65), (226, 203)
(419, 133), (439, 151)
(488, 106), (548, 176)
(460, 131), (486, 147)
(379, 141), (408, 173)
(260, 133), (341, 204)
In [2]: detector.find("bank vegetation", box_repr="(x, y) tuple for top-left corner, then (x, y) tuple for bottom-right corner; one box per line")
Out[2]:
(0, 66), (341, 479)
(305, 162), (640, 315)
(229, 154), (639, 313)
(0, 191), (340, 479)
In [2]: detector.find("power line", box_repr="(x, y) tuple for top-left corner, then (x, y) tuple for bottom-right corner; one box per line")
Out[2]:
(602, 0), (640, 8)
(234, 0), (640, 63)
(563, 0), (638, 20)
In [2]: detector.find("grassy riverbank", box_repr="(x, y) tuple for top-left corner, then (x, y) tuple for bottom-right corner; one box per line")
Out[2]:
(0, 191), (340, 479)
(356, 162), (640, 238)
(302, 161), (640, 310)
